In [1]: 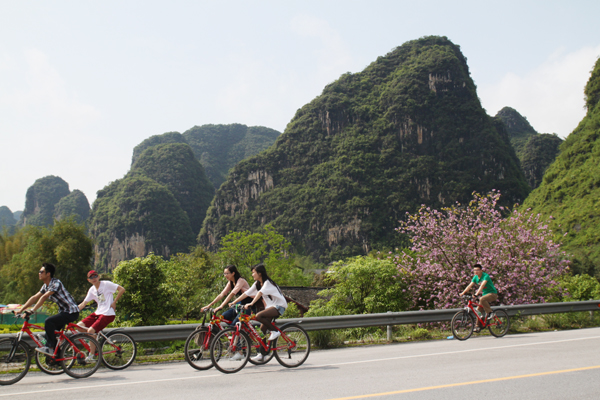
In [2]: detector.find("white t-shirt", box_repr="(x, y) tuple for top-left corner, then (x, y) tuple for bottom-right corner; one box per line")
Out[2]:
(245, 280), (287, 310)
(83, 281), (120, 316)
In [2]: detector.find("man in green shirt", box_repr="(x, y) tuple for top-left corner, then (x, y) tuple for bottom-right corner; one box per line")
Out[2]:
(460, 264), (498, 330)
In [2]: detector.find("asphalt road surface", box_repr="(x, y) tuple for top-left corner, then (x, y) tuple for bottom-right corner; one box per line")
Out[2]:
(2, 327), (599, 400)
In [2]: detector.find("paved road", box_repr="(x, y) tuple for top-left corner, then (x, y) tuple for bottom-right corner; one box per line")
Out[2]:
(2, 327), (599, 399)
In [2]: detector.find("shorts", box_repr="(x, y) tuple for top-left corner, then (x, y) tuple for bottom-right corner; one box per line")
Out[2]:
(275, 306), (286, 316)
(80, 313), (115, 332)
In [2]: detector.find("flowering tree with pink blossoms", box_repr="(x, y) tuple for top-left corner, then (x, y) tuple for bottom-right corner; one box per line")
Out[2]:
(392, 191), (569, 310)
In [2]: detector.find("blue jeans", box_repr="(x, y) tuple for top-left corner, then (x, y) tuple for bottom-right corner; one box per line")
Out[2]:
(221, 303), (256, 326)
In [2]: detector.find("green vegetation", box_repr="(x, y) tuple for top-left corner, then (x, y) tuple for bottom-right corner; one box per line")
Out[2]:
(0, 206), (17, 230)
(90, 174), (196, 271)
(523, 57), (600, 278)
(200, 36), (530, 263)
(217, 224), (311, 286)
(19, 176), (71, 227)
(131, 124), (280, 189)
(54, 189), (90, 225)
(495, 107), (563, 189)
(0, 218), (93, 303)
(131, 143), (214, 235)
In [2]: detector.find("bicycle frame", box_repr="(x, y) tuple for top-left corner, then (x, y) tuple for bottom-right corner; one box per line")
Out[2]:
(462, 297), (503, 328)
(13, 315), (94, 363)
(236, 312), (296, 354)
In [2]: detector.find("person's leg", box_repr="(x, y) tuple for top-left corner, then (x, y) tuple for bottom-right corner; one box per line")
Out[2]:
(222, 307), (237, 325)
(254, 307), (280, 333)
(480, 293), (498, 315)
(44, 312), (79, 350)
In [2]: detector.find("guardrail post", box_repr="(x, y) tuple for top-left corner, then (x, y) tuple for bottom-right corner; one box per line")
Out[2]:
(387, 311), (392, 342)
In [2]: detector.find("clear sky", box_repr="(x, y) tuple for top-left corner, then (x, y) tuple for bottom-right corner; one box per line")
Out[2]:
(1, 1), (599, 213)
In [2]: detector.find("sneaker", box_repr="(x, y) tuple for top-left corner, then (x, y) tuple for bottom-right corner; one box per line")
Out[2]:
(35, 346), (54, 357)
(486, 312), (495, 321)
(473, 326), (481, 333)
(85, 354), (96, 363)
(251, 353), (264, 362)
(229, 352), (244, 361)
(268, 331), (281, 341)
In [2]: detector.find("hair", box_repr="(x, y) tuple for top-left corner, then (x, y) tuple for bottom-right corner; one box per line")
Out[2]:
(225, 265), (242, 291)
(42, 262), (56, 278)
(251, 263), (282, 294)
(473, 263), (483, 270)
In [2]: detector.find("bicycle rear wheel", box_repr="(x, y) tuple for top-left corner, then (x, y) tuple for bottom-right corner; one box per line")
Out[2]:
(34, 348), (64, 375)
(60, 334), (101, 378)
(101, 332), (137, 370)
(210, 328), (250, 374)
(0, 338), (31, 386)
(274, 323), (310, 368)
(451, 311), (474, 341)
(488, 310), (510, 337)
(184, 327), (214, 370)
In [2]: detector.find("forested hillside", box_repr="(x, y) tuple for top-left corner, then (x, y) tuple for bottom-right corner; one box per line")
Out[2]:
(523, 57), (600, 278)
(17, 175), (90, 227)
(131, 124), (280, 189)
(495, 107), (563, 189)
(199, 36), (530, 262)
(89, 143), (212, 271)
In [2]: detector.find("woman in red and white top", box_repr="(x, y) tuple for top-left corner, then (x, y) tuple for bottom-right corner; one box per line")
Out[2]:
(202, 265), (254, 323)
(230, 263), (287, 361)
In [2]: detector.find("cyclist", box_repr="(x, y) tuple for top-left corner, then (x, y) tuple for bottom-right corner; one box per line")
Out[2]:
(202, 265), (256, 324)
(77, 270), (125, 360)
(230, 263), (287, 362)
(18, 262), (80, 356)
(460, 263), (498, 331)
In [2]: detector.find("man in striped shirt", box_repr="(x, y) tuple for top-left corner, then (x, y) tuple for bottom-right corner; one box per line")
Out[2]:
(18, 262), (80, 356)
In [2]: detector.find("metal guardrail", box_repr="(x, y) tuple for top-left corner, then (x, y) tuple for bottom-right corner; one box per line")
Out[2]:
(2, 300), (598, 343)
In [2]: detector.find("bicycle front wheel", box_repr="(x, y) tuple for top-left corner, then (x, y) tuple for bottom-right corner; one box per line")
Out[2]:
(210, 328), (250, 374)
(34, 348), (64, 375)
(274, 323), (310, 368)
(60, 334), (101, 378)
(488, 310), (510, 337)
(0, 338), (31, 386)
(184, 327), (214, 370)
(451, 311), (474, 341)
(101, 332), (137, 370)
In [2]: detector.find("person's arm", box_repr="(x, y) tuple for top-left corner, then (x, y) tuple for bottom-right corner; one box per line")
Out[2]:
(474, 280), (487, 296)
(29, 291), (54, 313)
(78, 300), (89, 311)
(215, 291), (237, 311)
(202, 293), (225, 312)
(228, 292), (249, 308)
(244, 292), (263, 309)
(460, 282), (475, 296)
(110, 285), (125, 310)
(19, 292), (43, 313)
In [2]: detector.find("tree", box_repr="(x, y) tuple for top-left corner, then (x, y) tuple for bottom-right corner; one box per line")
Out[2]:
(0, 218), (92, 303)
(112, 254), (172, 326)
(306, 256), (412, 316)
(217, 225), (310, 286)
(393, 191), (569, 310)
(161, 247), (222, 321)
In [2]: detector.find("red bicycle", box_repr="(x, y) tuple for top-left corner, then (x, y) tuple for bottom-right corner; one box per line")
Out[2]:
(0, 312), (101, 385)
(209, 308), (310, 374)
(451, 295), (510, 340)
(184, 309), (231, 370)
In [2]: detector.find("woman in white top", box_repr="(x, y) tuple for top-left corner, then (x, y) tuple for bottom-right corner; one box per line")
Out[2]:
(230, 263), (287, 354)
(202, 265), (253, 323)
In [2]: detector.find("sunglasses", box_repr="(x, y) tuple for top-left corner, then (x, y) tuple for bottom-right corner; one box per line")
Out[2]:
(88, 274), (99, 279)
(38, 270), (46, 274)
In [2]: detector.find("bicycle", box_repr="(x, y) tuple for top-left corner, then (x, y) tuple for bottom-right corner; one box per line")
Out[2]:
(185, 307), (274, 370)
(184, 309), (230, 371)
(0, 312), (101, 385)
(210, 308), (310, 374)
(451, 295), (510, 340)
